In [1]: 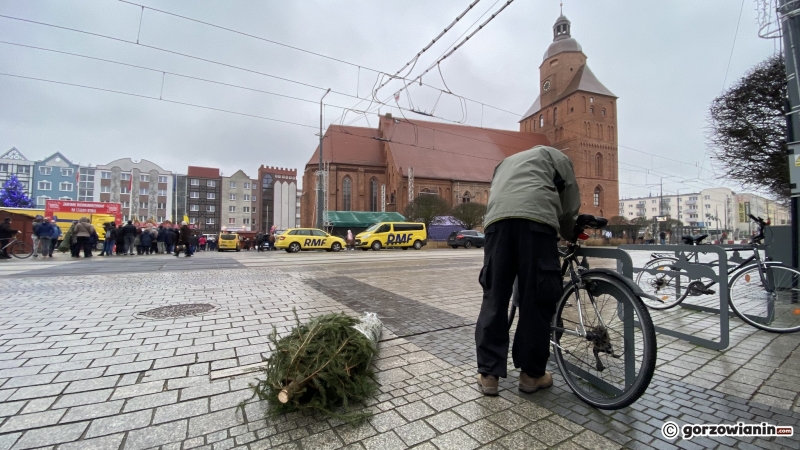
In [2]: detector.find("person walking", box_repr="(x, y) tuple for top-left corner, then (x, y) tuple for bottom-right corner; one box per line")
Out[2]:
(198, 235), (207, 252)
(48, 219), (61, 257)
(122, 220), (137, 255)
(100, 222), (116, 256)
(140, 228), (153, 255)
(73, 217), (96, 258)
(175, 221), (192, 257)
(474, 145), (581, 397)
(31, 216), (43, 258)
(156, 225), (166, 254)
(659, 230), (666, 245)
(67, 221), (80, 257)
(34, 218), (55, 260)
(346, 230), (354, 251)
(149, 226), (159, 254)
(268, 232), (275, 251)
(644, 229), (653, 245)
(0, 217), (20, 260)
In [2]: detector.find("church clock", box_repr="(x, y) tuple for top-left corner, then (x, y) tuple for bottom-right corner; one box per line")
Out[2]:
(542, 80), (551, 92)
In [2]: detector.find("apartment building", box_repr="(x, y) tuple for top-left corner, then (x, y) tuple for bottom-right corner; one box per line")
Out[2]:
(0, 147), (34, 198)
(32, 152), (79, 207)
(94, 158), (175, 223)
(186, 166), (221, 234)
(221, 170), (258, 232)
(258, 165), (297, 232)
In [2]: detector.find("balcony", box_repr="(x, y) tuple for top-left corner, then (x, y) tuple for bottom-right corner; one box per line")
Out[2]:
(685, 199), (697, 205)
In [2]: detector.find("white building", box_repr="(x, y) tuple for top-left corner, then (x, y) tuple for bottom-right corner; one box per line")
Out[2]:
(221, 170), (259, 232)
(93, 158), (175, 223)
(0, 147), (34, 198)
(619, 187), (789, 238)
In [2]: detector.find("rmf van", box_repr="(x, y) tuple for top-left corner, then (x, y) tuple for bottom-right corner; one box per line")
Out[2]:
(354, 222), (427, 251)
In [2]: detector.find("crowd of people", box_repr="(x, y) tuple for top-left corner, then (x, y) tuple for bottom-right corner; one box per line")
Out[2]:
(96, 220), (198, 257)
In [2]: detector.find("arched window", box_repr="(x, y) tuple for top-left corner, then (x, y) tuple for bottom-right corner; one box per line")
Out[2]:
(601, 108), (606, 117)
(262, 174), (273, 189)
(539, 114), (544, 128)
(462, 191), (471, 203)
(595, 153), (604, 177)
(582, 96), (587, 112)
(590, 106), (594, 114)
(585, 122), (591, 137)
(594, 186), (602, 207)
(590, 97), (594, 104)
(342, 176), (352, 211)
(369, 178), (378, 211)
(553, 107), (558, 125)
(610, 126), (614, 142)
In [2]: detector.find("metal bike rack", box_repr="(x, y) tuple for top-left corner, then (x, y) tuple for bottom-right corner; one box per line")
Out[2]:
(619, 244), (730, 351)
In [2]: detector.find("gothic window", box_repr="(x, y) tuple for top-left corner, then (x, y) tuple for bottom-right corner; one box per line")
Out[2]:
(462, 191), (471, 203)
(343, 176), (352, 211)
(583, 96), (587, 112)
(590, 106), (594, 114)
(369, 178), (378, 211)
(539, 114), (544, 128)
(590, 97), (594, 104)
(553, 107), (558, 125)
(585, 122), (591, 137)
(595, 153), (603, 177)
(610, 126), (614, 142)
(262, 174), (273, 189)
(602, 108), (606, 117)
(594, 186), (602, 207)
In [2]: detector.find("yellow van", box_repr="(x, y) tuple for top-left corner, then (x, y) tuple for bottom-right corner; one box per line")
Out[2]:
(355, 222), (427, 251)
(217, 232), (240, 252)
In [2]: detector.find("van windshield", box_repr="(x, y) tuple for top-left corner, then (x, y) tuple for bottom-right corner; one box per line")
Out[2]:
(220, 234), (236, 240)
(364, 224), (380, 232)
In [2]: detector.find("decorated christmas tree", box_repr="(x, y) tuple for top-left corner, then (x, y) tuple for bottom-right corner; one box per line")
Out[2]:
(0, 175), (34, 208)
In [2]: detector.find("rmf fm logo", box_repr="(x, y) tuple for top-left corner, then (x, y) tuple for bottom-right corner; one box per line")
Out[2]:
(303, 239), (327, 246)
(386, 233), (415, 244)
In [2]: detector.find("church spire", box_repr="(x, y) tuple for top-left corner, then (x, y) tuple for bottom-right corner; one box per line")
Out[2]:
(553, 11), (571, 42)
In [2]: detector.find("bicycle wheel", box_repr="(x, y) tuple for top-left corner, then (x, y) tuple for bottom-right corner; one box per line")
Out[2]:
(553, 272), (657, 409)
(729, 263), (800, 333)
(9, 241), (33, 259)
(634, 257), (690, 309)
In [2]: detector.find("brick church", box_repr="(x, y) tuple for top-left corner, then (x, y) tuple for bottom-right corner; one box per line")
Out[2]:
(300, 14), (618, 227)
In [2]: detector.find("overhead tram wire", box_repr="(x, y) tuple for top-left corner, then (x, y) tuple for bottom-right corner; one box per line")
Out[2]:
(112, 1), (520, 119)
(0, 72), (317, 129)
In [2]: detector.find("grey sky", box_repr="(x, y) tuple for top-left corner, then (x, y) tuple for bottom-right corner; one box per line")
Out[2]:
(0, 1), (777, 197)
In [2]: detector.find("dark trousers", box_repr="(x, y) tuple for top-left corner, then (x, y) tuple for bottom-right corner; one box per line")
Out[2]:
(76, 236), (92, 257)
(475, 219), (562, 378)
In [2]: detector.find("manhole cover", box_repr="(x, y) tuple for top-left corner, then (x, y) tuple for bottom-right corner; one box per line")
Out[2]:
(138, 303), (216, 319)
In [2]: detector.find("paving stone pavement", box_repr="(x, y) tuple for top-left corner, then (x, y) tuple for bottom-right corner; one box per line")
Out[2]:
(0, 249), (798, 449)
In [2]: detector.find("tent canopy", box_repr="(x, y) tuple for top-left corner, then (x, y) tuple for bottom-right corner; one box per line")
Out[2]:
(326, 211), (405, 228)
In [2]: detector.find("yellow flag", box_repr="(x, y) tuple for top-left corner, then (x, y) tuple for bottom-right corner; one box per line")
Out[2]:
(183, 215), (189, 224)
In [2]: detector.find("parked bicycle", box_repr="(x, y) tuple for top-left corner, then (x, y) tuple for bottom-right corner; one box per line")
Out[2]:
(1, 233), (34, 259)
(635, 215), (800, 333)
(508, 214), (657, 409)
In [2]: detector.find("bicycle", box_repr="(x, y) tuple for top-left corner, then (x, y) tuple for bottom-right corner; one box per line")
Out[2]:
(507, 214), (657, 410)
(1, 233), (34, 259)
(635, 215), (800, 333)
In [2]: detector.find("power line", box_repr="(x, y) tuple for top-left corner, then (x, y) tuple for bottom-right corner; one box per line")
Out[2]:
(0, 72), (317, 128)
(722, 0), (746, 91)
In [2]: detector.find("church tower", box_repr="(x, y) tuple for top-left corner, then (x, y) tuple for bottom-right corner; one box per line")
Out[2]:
(520, 14), (619, 218)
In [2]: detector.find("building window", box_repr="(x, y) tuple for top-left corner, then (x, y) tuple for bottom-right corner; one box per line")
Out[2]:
(59, 182), (73, 191)
(190, 179), (199, 186)
(101, 171), (111, 179)
(262, 174), (273, 188)
(206, 218), (215, 225)
(207, 193), (216, 199)
(39, 166), (52, 175)
(228, 218), (236, 224)
(190, 204), (199, 211)
(244, 194), (250, 201)
(17, 165), (30, 174)
(243, 218), (250, 225)
(38, 181), (51, 190)
(36, 196), (49, 207)
(207, 205), (216, 212)
(601, 108), (606, 116)
(157, 203), (166, 209)
(539, 114), (544, 128)
(140, 174), (149, 182)
(704, 195), (710, 200)
(370, 178), (378, 211)
(0, 164), (7, 172)
(594, 186), (602, 207)
(139, 202), (148, 209)
(157, 216), (165, 223)
(228, 206), (236, 212)
(189, 217), (197, 224)
(101, 185), (110, 193)
(122, 201), (130, 208)
(121, 173), (131, 181)
(553, 107), (558, 126)
(244, 182), (250, 189)
(595, 153), (603, 177)
(461, 191), (472, 203)
(207, 180), (216, 187)
(230, 181), (236, 188)
(590, 97), (594, 104)
(158, 189), (167, 196)
(229, 194), (236, 200)
(190, 192), (199, 198)
(158, 176), (168, 183)
(343, 177), (352, 211)
(252, 195), (256, 201)
(121, 186), (130, 194)
(139, 188), (148, 195)
(589, 106), (594, 114)
(243, 206), (250, 213)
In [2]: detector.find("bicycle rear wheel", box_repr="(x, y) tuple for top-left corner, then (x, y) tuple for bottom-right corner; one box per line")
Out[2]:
(634, 257), (690, 309)
(729, 263), (800, 333)
(9, 241), (33, 259)
(553, 272), (657, 409)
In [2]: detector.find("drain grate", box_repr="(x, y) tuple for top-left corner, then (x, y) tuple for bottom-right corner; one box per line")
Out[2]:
(138, 303), (216, 319)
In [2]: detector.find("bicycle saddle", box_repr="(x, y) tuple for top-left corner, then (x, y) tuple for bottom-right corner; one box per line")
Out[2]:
(681, 234), (708, 245)
(575, 214), (608, 229)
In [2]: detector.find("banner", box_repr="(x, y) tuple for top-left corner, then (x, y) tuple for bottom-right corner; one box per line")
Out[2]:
(738, 202), (746, 223)
(45, 200), (122, 223)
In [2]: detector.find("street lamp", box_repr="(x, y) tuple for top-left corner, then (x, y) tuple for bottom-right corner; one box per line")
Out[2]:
(316, 88), (331, 229)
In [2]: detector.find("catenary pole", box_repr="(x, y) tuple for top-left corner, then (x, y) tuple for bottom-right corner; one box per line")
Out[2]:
(317, 88), (331, 229)
(780, 0), (800, 268)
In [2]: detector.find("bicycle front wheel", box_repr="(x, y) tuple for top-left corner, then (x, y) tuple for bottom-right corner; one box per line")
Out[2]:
(553, 272), (657, 409)
(729, 263), (800, 333)
(9, 241), (33, 259)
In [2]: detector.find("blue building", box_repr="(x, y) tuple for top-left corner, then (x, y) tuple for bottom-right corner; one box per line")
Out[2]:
(32, 152), (79, 208)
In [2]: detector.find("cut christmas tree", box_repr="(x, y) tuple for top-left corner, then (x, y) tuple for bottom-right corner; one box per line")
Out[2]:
(0, 175), (34, 208)
(248, 312), (382, 422)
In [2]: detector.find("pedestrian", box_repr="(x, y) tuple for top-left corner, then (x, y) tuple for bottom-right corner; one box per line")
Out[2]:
(189, 233), (199, 254)
(475, 145), (581, 396)
(115, 224), (124, 255)
(268, 232), (275, 250)
(140, 228), (153, 255)
(134, 229), (142, 255)
(644, 229), (653, 245)
(149, 226), (159, 254)
(67, 221), (80, 257)
(0, 217), (20, 259)
(198, 235), (207, 251)
(34, 218), (54, 260)
(659, 230), (666, 246)
(100, 222), (116, 256)
(156, 225), (166, 254)
(165, 226), (175, 254)
(244, 237), (251, 251)
(256, 232), (264, 252)
(31, 215), (43, 258)
(122, 220), (136, 255)
(175, 221), (192, 257)
(346, 229), (354, 250)
(73, 217), (96, 257)
(48, 218), (61, 257)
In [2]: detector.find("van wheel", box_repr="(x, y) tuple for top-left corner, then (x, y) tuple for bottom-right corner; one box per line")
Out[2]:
(401, 247), (408, 250)
(289, 242), (301, 253)
(236, 248), (240, 252)
(371, 241), (382, 251)
(331, 242), (342, 252)
(450, 245), (458, 249)
(361, 248), (369, 251)
(285, 249), (292, 253)
(464, 241), (472, 249)
(413, 240), (423, 250)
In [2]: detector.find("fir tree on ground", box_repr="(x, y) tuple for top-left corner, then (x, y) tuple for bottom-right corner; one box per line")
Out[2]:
(0, 175), (34, 208)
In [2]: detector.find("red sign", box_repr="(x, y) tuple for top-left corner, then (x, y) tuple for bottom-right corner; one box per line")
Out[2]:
(45, 200), (123, 223)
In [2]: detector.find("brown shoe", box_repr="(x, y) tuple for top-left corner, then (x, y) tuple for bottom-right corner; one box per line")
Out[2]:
(519, 371), (552, 393)
(477, 374), (499, 396)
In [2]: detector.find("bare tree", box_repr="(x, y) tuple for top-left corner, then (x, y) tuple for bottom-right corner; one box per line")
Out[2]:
(450, 202), (487, 230)
(403, 195), (449, 232)
(708, 55), (788, 201)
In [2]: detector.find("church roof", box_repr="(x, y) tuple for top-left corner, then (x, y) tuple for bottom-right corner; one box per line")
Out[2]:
(543, 37), (582, 61)
(307, 125), (386, 168)
(520, 64), (616, 122)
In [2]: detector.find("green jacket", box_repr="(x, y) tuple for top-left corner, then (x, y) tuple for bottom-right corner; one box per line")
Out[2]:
(484, 145), (581, 240)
